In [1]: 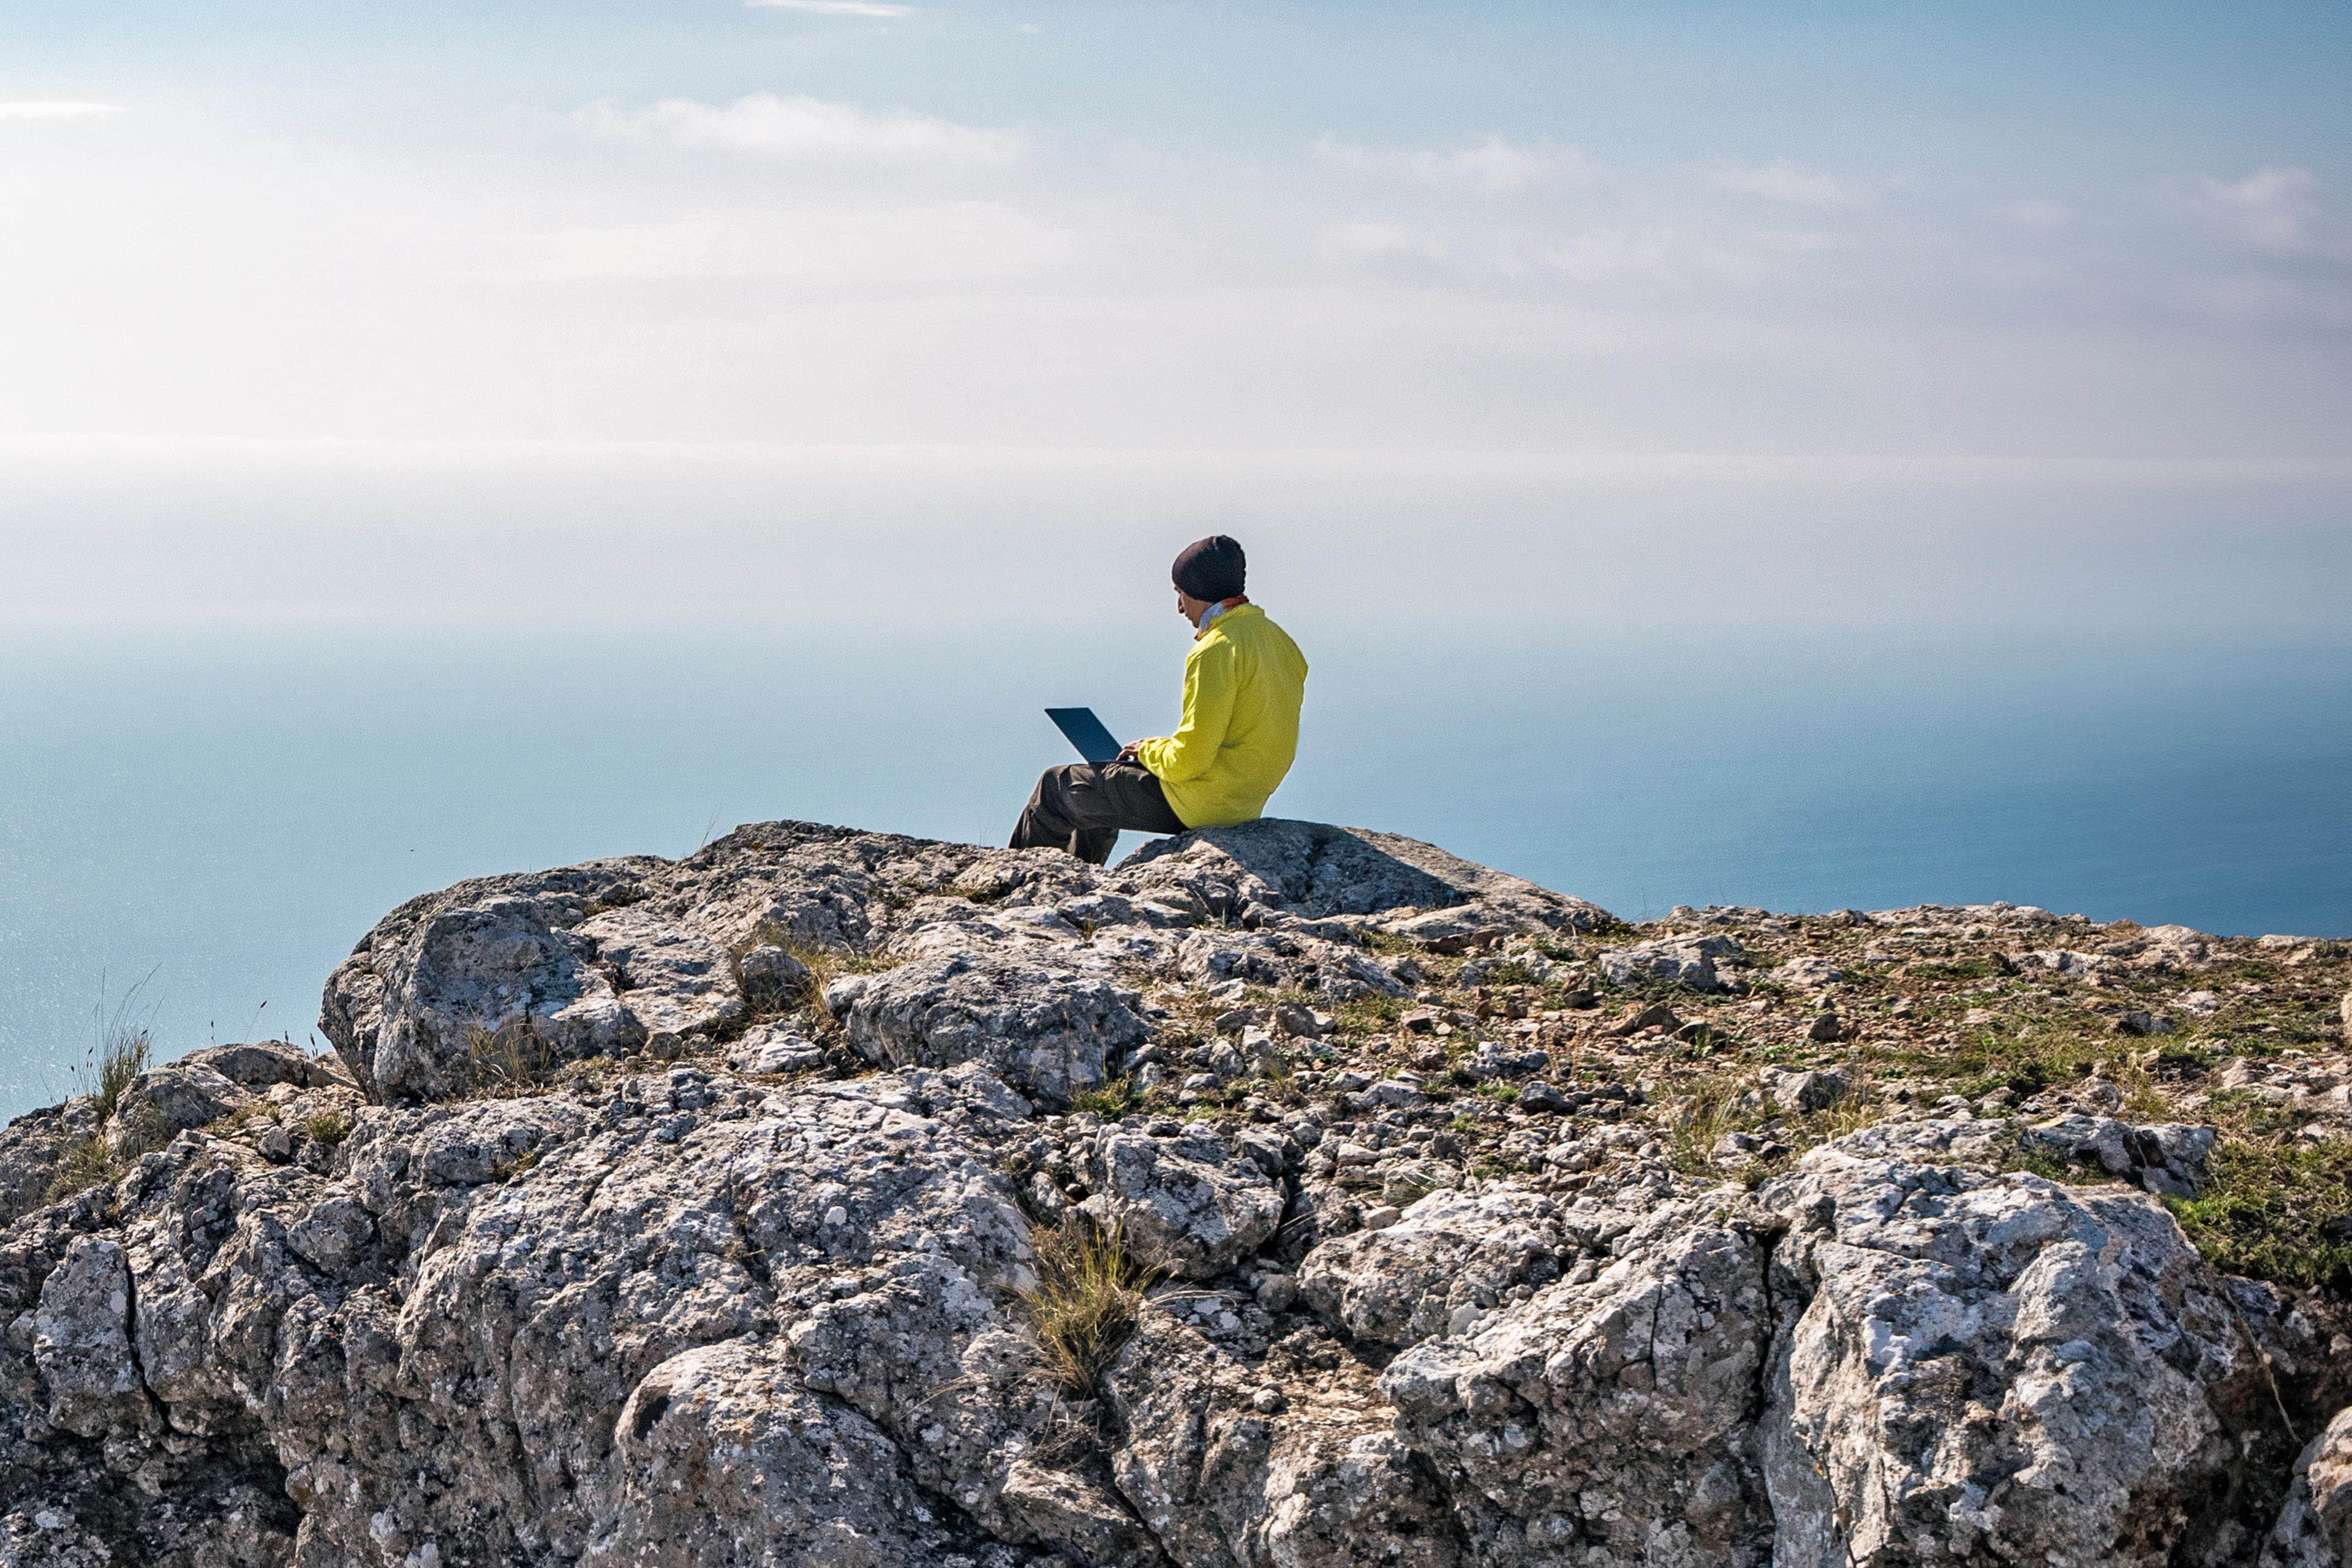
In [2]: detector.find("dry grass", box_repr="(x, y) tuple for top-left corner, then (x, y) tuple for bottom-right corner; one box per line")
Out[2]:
(467, 1020), (556, 1096)
(45, 1104), (176, 1204)
(304, 1110), (354, 1147)
(1665, 1070), (1883, 1184)
(1665, 1077), (1752, 1177)
(80, 976), (158, 1121)
(1019, 1216), (1165, 1396)
(730, 923), (895, 1028)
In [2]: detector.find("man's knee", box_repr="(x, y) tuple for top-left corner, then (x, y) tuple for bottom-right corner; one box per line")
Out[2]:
(1030, 763), (1090, 816)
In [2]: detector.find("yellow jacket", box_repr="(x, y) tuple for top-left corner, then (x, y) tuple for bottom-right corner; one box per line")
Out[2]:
(1136, 604), (1308, 828)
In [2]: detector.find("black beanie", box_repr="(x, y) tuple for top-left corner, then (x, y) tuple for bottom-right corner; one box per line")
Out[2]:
(1171, 535), (1246, 601)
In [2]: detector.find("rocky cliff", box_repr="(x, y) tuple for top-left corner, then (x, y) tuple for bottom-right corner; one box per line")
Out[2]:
(4, 818), (2350, 1568)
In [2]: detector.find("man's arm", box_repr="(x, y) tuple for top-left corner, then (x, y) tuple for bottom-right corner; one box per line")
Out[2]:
(1133, 642), (1238, 781)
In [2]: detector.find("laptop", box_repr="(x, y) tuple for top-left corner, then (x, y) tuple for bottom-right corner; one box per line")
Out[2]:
(1045, 707), (1122, 764)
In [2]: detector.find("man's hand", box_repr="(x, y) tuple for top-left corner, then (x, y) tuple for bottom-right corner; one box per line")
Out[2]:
(1115, 741), (1142, 764)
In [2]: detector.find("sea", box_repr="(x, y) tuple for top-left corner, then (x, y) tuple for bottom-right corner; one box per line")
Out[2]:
(4, 616), (2346, 1123)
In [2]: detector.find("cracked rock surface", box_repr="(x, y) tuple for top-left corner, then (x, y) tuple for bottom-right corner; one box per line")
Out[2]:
(3, 817), (2349, 1567)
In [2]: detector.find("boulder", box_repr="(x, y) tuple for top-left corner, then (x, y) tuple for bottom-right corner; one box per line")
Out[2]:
(1599, 933), (1744, 992)
(33, 1237), (146, 1436)
(1757, 1133), (2305, 1568)
(1298, 1188), (1572, 1348)
(113, 1062), (251, 1134)
(842, 952), (1149, 1107)
(1116, 818), (1608, 933)
(586, 1340), (1026, 1568)
(181, 1041), (349, 1091)
(1079, 1126), (1287, 1279)
(1770, 1067), (1850, 1115)
(2264, 1405), (2352, 1568)
(0, 1101), (100, 1229)
(2021, 1113), (2217, 1196)
(1777, 955), (1842, 988)
(329, 892), (649, 1100)
(1384, 1220), (1774, 1567)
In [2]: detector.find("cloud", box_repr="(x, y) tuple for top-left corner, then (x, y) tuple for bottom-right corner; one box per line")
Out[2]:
(0, 101), (126, 121)
(511, 203), (1073, 284)
(1543, 227), (1677, 282)
(1711, 161), (1855, 208)
(571, 93), (1023, 166)
(2195, 167), (2323, 253)
(1998, 198), (2074, 227)
(1312, 134), (1598, 194)
(747, 0), (911, 14)
(1314, 220), (1453, 266)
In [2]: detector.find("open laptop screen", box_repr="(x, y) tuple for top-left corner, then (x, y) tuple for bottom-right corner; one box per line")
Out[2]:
(1045, 707), (1121, 764)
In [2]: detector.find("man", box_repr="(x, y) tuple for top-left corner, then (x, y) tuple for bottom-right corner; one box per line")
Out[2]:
(1011, 535), (1308, 865)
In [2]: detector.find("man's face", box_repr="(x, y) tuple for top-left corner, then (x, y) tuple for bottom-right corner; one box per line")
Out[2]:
(1175, 589), (1212, 624)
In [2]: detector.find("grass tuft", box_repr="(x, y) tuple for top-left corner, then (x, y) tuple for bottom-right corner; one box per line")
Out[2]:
(304, 1110), (354, 1147)
(45, 1104), (176, 1204)
(1018, 1215), (1165, 1395)
(1665, 1078), (1751, 1177)
(1068, 1074), (1169, 1120)
(47, 1135), (129, 1202)
(1666, 1071), (1883, 1184)
(731, 923), (895, 1028)
(2166, 1137), (2352, 1292)
(467, 1020), (556, 1097)
(80, 973), (160, 1121)
(1068, 1075), (1139, 1119)
(1319, 992), (1409, 1038)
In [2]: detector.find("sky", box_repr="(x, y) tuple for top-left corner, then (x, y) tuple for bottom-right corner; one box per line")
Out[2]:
(1, 0), (2348, 628)
(4, 3), (2351, 1101)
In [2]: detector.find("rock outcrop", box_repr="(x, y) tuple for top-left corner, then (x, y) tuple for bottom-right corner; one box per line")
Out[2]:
(3, 818), (2348, 1568)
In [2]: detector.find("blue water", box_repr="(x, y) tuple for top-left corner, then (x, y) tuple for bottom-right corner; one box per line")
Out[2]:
(2, 622), (2347, 1121)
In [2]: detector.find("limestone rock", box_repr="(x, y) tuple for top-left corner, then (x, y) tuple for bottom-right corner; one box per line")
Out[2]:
(328, 889), (651, 1100)
(323, 818), (1604, 1107)
(1117, 818), (1608, 933)
(1175, 928), (1408, 1002)
(2021, 1112), (2217, 1196)
(1757, 1131), (2303, 1568)
(1776, 955), (1842, 988)
(113, 1062), (251, 1136)
(1769, 1066), (1849, 1115)
(1079, 1125), (1287, 1279)
(7, 815), (2339, 1568)
(586, 1339), (1025, 1568)
(2264, 1405), (2352, 1568)
(33, 1236), (145, 1436)
(0, 1100), (100, 1229)
(843, 951), (1150, 1107)
(1598, 932), (1744, 992)
(179, 1041), (351, 1093)
(1382, 1219), (1774, 1567)
(1107, 1312), (1463, 1568)
(1298, 1188), (1570, 1348)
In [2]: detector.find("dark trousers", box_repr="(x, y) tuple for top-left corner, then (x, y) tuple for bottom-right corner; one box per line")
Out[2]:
(1010, 762), (1188, 866)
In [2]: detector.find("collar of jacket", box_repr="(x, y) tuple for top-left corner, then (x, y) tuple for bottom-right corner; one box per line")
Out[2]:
(1194, 597), (1256, 639)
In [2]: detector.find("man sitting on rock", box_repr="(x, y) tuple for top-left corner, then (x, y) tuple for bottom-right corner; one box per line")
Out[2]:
(1011, 534), (1309, 865)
